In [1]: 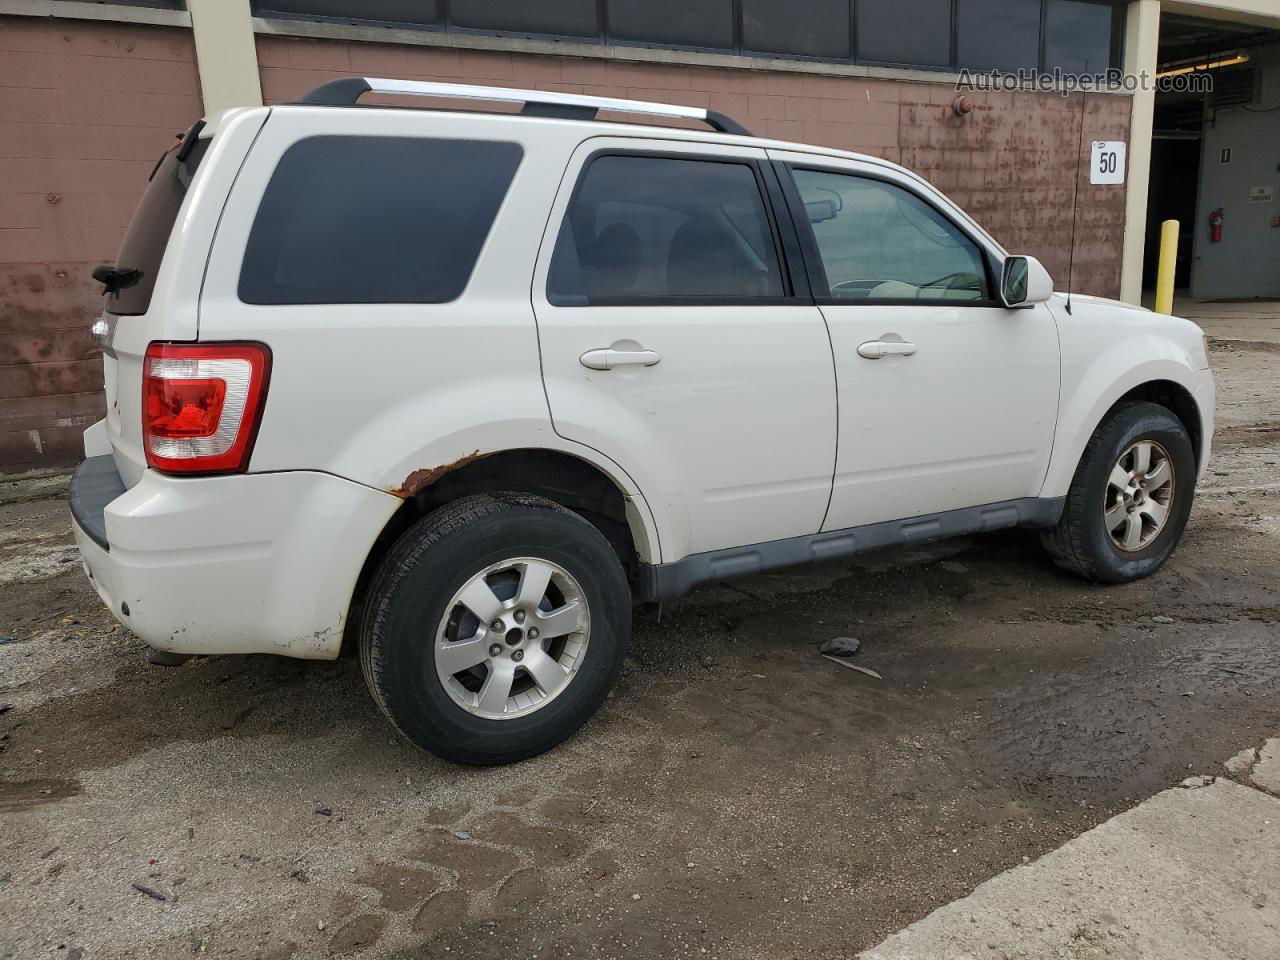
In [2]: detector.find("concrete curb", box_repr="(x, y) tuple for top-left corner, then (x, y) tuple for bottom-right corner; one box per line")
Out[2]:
(0, 468), (72, 506)
(861, 745), (1280, 960)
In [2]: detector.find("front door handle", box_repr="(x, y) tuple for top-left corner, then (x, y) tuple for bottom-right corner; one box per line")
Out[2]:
(580, 347), (662, 371)
(857, 339), (917, 359)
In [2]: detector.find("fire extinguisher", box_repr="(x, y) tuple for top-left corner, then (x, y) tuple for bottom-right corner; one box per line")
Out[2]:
(1209, 208), (1224, 243)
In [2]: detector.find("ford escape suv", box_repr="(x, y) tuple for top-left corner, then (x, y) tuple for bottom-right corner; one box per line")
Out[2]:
(72, 79), (1214, 765)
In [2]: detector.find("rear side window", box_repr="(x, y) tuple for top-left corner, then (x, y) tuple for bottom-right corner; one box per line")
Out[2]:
(108, 124), (208, 317)
(547, 154), (786, 305)
(239, 136), (522, 305)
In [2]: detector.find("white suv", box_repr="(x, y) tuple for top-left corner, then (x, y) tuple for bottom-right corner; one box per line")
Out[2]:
(72, 79), (1214, 764)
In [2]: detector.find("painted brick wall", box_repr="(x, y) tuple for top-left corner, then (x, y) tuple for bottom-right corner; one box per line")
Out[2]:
(0, 22), (1130, 473)
(257, 35), (1130, 300)
(0, 16), (202, 472)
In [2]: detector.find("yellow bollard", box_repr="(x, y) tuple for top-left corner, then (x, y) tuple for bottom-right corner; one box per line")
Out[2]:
(1154, 219), (1179, 315)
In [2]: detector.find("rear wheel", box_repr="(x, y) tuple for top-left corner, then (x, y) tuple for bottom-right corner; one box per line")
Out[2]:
(360, 493), (630, 765)
(1041, 402), (1196, 583)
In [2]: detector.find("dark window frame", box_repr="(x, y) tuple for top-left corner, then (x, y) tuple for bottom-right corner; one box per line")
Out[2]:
(449, 0), (603, 44)
(237, 134), (523, 306)
(954, 0), (1042, 75)
(604, 0), (737, 55)
(1040, 0), (1127, 79)
(250, 0), (1124, 75)
(546, 147), (812, 308)
(854, 0), (955, 71)
(739, 0), (854, 63)
(775, 161), (1004, 308)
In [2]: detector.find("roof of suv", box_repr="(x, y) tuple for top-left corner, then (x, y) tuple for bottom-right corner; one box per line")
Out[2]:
(297, 77), (756, 135)
(286, 76), (909, 177)
(272, 77), (1013, 253)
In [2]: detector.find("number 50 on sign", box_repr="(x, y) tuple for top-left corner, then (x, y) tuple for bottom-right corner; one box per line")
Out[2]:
(1090, 141), (1126, 185)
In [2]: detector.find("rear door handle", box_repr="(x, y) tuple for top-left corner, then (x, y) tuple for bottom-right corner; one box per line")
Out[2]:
(580, 347), (661, 370)
(857, 340), (917, 359)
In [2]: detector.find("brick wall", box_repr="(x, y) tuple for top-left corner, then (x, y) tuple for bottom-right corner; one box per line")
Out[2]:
(0, 16), (202, 472)
(0, 21), (1130, 473)
(257, 35), (1130, 300)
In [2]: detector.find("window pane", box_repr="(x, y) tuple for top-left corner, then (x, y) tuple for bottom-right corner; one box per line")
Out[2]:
(109, 126), (208, 317)
(607, 0), (734, 50)
(94, 0), (182, 8)
(856, 0), (951, 67)
(252, 1), (441, 27)
(240, 137), (521, 305)
(792, 169), (989, 301)
(1044, 0), (1114, 76)
(450, 0), (598, 37)
(742, 0), (850, 59)
(549, 155), (785, 303)
(956, 0), (1039, 72)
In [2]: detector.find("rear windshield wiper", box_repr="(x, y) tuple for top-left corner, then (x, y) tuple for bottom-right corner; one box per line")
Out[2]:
(92, 265), (143, 296)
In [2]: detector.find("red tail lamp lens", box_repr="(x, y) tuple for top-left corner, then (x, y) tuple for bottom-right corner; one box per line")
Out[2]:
(142, 342), (271, 474)
(146, 378), (227, 438)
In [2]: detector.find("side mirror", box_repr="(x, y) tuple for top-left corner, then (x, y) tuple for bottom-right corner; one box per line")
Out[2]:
(1000, 255), (1053, 307)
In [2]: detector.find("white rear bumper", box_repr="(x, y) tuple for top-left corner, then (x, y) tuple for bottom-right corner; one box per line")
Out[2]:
(72, 464), (401, 659)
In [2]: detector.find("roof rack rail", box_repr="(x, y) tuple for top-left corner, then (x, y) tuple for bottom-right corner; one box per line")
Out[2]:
(293, 78), (753, 137)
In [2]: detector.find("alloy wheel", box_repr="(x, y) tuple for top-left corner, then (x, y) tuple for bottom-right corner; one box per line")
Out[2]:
(1104, 440), (1176, 552)
(434, 557), (590, 720)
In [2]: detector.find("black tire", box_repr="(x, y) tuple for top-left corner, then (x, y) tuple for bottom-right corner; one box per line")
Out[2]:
(359, 493), (630, 765)
(1041, 401), (1196, 583)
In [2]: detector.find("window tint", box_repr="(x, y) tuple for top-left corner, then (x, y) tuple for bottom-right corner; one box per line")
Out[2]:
(548, 155), (786, 304)
(956, 0), (1040, 72)
(450, 0), (598, 38)
(107, 124), (208, 317)
(252, 1), (441, 26)
(856, 0), (951, 67)
(742, 0), (850, 60)
(1044, 0), (1115, 76)
(791, 169), (990, 302)
(239, 137), (521, 305)
(607, 0), (734, 50)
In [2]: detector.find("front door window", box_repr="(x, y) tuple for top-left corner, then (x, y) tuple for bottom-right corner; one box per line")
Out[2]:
(792, 168), (990, 303)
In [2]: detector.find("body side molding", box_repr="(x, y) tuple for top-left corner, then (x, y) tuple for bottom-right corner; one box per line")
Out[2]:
(637, 496), (1066, 601)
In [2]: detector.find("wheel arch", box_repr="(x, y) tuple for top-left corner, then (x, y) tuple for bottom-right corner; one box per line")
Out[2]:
(1042, 357), (1207, 499)
(1110, 380), (1203, 469)
(344, 447), (659, 652)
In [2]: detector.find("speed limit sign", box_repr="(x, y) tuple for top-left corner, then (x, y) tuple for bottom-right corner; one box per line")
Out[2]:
(1090, 141), (1126, 185)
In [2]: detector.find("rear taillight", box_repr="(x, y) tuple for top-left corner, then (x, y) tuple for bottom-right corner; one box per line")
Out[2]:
(143, 342), (271, 474)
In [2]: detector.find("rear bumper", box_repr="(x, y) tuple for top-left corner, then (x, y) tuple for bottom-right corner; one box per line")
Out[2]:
(70, 457), (401, 659)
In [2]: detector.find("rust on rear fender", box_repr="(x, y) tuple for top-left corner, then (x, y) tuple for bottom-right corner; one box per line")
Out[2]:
(387, 449), (489, 499)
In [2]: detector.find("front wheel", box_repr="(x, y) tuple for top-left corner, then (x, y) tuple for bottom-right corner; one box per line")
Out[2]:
(359, 493), (630, 765)
(1041, 401), (1197, 583)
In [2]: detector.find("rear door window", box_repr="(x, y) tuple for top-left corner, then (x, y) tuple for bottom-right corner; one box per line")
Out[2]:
(238, 136), (522, 305)
(107, 124), (208, 317)
(547, 154), (787, 305)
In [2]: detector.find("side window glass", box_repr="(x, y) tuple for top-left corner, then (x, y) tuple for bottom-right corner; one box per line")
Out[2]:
(791, 168), (990, 302)
(239, 136), (521, 305)
(548, 155), (785, 304)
